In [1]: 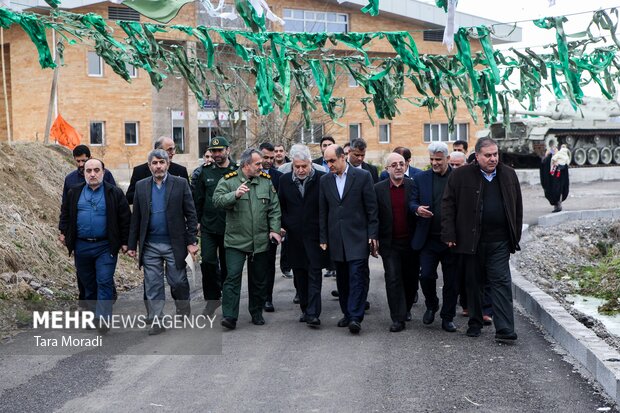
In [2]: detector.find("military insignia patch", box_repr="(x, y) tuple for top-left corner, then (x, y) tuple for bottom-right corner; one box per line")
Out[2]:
(224, 171), (238, 179)
(260, 171), (271, 179)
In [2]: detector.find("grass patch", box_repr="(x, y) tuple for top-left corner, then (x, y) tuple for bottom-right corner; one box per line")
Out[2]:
(570, 245), (620, 314)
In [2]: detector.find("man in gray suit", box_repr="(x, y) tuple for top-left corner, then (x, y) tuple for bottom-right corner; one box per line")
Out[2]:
(127, 149), (199, 335)
(319, 145), (378, 334)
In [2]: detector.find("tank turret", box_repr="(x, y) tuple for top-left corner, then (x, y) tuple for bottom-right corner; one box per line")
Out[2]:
(484, 97), (620, 167)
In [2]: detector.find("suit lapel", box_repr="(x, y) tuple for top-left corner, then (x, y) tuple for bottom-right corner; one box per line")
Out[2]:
(341, 168), (356, 201)
(165, 175), (174, 206)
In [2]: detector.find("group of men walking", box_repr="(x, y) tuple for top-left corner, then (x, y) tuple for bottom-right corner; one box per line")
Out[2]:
(58, 133), (522, 342)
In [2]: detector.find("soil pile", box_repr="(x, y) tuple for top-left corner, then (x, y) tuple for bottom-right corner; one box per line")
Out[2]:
(515, 218), (620, 349)
(0, 143), (142, 335)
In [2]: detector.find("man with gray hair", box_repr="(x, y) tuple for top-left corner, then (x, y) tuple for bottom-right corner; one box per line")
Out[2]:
(278, 144), (327, 326)
(126, 136), (189, 205)
(449, 151), (467, 169)
(127, 149), (198, 335)
(213, 148), (282, 330)
(409, 142), (459, 333)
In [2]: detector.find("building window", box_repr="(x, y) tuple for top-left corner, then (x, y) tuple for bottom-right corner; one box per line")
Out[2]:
(108, 6), (140, 21)
(296, 123), (324, 144)
(172, 127), (185, 153)
(423, 123), (469, 142)
(87, 51), (103, 77)
(423, 30), (444, 42)
(379, 124), (390, 144)
(283, 9), (348, 33)
(349, 123), (361, 141)
(90, 121), (105, 146)
(124, 122), (138, 145)
(127, 63), (138, 78)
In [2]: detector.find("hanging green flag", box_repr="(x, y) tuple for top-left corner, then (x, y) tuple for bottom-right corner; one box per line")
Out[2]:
(110, 0), (193, 24)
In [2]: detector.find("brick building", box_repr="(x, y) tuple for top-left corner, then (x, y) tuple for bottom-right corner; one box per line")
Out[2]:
(0, 0), (520, 180)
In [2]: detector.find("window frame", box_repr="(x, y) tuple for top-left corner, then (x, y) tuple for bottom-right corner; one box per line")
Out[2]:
(87, 51), (103, 77)
(89, 121), (105, 146)
(124, 121), (139, 146)
(423, 122), (469, 143)
(348, 123), (361, 142)
(283, 8), (349, 33)
(127, 63), (138, 79)
(378, 123), (391, 144)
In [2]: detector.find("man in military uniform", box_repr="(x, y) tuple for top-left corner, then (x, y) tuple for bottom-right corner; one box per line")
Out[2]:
(213, 148), (282, 330)
(193, 136), (238, 316)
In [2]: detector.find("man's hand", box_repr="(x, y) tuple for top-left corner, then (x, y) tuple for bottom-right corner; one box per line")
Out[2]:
(369, 239), (379, 258)
(320, 243), (327, 251)
(417, 205), (433, 218)
(58, 234), (65, 246)
(121, 245), (128, 254)
(235, 183), (250, 198)
(269, 232), (282, 245)
(127, 250), (137, 258)
(280, 228), (287, 237)
(446, 241), (456, 248)
(187, 243), (199, 256)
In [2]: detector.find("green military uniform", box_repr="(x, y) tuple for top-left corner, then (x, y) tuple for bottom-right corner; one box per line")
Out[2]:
(193, 160), (238, 301)
(212, 169), (281, 321)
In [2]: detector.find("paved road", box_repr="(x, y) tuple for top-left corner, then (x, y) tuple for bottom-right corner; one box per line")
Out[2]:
(1, 180), (619, 412)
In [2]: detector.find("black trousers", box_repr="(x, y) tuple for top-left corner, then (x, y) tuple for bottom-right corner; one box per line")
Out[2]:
(293, 266), (322, 318)
(335, 259), (369, 322)
(200, 232), (227, 301)
(381, 239), (419, 323)
(419, 237), (458, 322)
(264, 240), (278, 302)
(280, 237), (291, 272)
(463, 240), (515, 332)
(457, 254), (493, 316)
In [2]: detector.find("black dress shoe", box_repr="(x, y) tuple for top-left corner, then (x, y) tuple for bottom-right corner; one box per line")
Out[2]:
(337, 317), (349, 327)
(466, 326), (481, 337)
(422, 307), (438, 325)
(389, 321), (405, 332)
(331, 290), (339, 298)
(405, 311), (412, 322)
(293, 294), (300, 304)
(251, 314), (265, 325)
(263, 301), (275, 312)
(306, 317), (321, 327)
(221, 317), (237, 330)
(364, 301), (370, 311)
(441, 320), (457, 332)
(299, 313), (307, 322)
(202, 300), (222, 317)
(495, 330), (518, 342)
(148, 325), (166, 335)
(348, 320), (361, 334)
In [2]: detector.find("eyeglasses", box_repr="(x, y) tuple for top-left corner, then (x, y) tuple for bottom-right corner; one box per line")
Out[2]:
(388, 162), (406, 169)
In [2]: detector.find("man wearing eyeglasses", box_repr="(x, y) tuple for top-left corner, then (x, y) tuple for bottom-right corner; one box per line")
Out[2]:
(125, 136), (189, 205)
(374, 153), (418, 333)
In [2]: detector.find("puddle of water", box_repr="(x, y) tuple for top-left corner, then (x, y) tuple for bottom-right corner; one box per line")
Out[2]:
(568, 294), (620, 337)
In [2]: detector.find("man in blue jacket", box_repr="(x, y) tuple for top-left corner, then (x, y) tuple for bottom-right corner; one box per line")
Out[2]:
(409, 142), (458, 333)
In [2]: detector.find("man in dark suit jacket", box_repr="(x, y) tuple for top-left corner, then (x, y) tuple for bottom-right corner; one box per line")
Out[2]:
(375, 153), (419, 333)
(319, 144), (378, 334)
(312, 135), (336, 171)
(348, 138), (379, 183)
(409, 142), (458, 333)
(258, 142), (285, 312)
(126, 136), (189, 205)
(379, 146), (422, 181)
(279, 144), (327, 326)
(127, 149), (198, 335)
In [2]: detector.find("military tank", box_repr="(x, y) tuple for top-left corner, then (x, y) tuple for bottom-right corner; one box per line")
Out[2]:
(476, 98), (620, 167)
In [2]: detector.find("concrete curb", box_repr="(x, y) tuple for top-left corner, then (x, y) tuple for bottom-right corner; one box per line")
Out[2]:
(517, 166), (620, 186)
(513, 215), (620, 403)
(538, 208), (620, 226)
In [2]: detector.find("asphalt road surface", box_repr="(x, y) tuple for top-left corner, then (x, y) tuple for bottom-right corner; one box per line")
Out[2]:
(1, 180), (619, 412)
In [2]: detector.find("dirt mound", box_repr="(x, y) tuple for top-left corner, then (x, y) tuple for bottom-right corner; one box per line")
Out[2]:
(0, 143), (142, 336)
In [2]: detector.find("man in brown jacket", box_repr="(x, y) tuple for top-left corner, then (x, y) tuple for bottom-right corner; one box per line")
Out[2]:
(441, 137), (523, 341)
